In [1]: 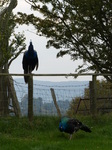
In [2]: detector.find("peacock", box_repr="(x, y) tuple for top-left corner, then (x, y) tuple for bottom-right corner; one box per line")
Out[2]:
(22, 41), (39, 83)
(59, 117), (91, 139)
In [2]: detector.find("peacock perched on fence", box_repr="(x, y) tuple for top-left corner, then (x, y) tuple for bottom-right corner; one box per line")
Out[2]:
(59, 117), (91, 139)
(22, 41), (39, 83)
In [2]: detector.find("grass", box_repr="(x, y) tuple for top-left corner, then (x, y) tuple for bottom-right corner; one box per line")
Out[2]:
(0, 115), (112, 150)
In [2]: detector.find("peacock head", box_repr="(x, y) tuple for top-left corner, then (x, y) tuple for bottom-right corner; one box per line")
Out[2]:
(59, 122), (65, 132)
(28, 41), (34, 51)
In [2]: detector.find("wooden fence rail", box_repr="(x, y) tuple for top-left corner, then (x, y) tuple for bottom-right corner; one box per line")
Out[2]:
(0, 73), (112, 120)
(76, 97), (112, 114)
(0, 73), (112, 76)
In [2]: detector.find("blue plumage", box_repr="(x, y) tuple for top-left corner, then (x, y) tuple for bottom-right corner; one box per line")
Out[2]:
(59, 117), (91, 139)
(22, 42), (39, 83)
(59, 117), (69, 131)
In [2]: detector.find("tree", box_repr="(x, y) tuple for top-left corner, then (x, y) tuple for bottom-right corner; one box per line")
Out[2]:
(18, 0), (112, 81)
(0, 0), (26, 116)
(0, 0), (26, 68)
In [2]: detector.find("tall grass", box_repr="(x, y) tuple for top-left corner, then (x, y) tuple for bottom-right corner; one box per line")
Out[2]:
(0, 115), (112, 150)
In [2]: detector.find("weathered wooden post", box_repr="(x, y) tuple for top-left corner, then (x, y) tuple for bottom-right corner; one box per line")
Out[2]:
(89, 75), (97, 118)
(50, 88), (61, 118)
(8, 75), (21, 117)
(28, 75), (33, 122)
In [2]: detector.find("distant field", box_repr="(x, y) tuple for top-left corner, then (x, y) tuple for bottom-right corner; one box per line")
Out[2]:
(0, 115), (112, 150)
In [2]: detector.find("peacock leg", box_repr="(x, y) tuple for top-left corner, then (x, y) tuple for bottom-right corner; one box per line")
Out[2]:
(69, 134), (72, 140)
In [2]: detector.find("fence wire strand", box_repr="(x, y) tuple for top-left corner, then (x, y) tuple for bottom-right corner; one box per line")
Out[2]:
(12, 78), (88, 116)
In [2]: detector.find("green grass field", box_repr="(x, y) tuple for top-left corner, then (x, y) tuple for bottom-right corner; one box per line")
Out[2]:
(0, 115), (112, 150)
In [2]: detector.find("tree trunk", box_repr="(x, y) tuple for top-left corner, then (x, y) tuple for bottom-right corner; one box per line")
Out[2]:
(0, 0), (19, 117)
(0, 69), (9, 116)
(0, 74), (4, 116)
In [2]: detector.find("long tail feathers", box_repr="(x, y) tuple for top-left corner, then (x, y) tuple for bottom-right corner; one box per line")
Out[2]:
(24, 70), (29, 84)
(80, 124), (91, 132)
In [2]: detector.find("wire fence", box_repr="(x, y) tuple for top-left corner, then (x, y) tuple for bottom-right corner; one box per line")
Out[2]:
(0, 73), (112, 119)
(13, 77), (89, 116)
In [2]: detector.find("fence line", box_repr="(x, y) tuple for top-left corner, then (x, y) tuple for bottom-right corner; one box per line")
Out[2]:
(0, 73), (112, 77)
(0, 73), (112, 120)
(13, 79), (88, 88)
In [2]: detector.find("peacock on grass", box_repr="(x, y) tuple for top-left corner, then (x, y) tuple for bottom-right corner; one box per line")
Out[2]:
(59, 117), (91, 139)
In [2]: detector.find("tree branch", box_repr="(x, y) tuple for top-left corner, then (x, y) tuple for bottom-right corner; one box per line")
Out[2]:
(0, 0), (17, 21)
(8, 47), (25, 67)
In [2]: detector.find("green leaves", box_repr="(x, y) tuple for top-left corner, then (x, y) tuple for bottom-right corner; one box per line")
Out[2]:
(0, 10), (26, 68)
(8, 32), (26, 67)
(17, 0), (112, 80)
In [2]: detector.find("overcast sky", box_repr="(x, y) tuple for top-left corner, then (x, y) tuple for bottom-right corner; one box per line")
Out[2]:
(9, 0), (93, 81)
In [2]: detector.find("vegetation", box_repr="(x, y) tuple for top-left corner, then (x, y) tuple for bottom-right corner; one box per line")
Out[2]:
(67, 80), (112, 116)
(0, 0), (26, 116)
(0, 0), (26, 68)
(18, 0), (112, 81)
(0, 115), (112, 150)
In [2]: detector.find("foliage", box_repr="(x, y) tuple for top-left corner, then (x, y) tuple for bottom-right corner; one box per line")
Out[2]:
(0, 0), (25, 117)
(0, 0), (26, 68)
(67, 80), (112, 115)
(0, 116), (112, 150)
(8, 31), (26, 67)
(17, 0), (112, 81)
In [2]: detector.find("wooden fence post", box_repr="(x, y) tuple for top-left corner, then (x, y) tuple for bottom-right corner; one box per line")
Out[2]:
(50, 88), (61, 118)
(28, 75), (33, 122)
(89, 75), (97, 118)
(8, 75), (21, 117)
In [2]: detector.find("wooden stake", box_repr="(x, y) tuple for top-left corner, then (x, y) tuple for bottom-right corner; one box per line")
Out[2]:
(8, 75), (21, 117)
(50, 88), (61, 118)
